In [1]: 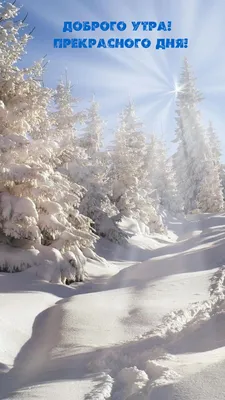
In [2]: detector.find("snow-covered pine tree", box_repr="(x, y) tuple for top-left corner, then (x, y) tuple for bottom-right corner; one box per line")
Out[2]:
(207, 121), (222, 164)
(37, 78), (100, 269)
(0, 2), (97, 282)
(110, 101), (145, 215)
(78, 152), (130, 245)
(220, 164), (225, 201)
(74, 98), (129, 244)
(49, 80), (123, 255)
(197, 122), (224, 212)
(50, 78), (87, 167)
(79, 96), (104, 157)
(196, 164), (224, 212)
(110, 102), (164, 233)
(173, 58), (223, 213)
(0, 0), (51, 249)
(145, 135), (182, 215)
(207, 122), (225, 201)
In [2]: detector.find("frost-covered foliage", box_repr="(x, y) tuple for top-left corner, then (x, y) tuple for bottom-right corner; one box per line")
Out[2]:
(50, 79), (86, 167)
(0, 1), (49, 248)
(0, 191), (40, 246)
(207, 121), (222, 164)
(0, 244), (84, 283)
(173, 58), (223, 213)
(109, 102), (164, 233)
(73, 98), (129, 244)
(80, 186), (129, 245)
(145, 135), (183, 215)
(80, 97), (104, 156)
(0, 5), (51, 144)
(0, 2), (97, 281)
(50, 80), (123, 247)
(0, 154), (97, 280)
(110, 102), (146, 209)
(220, 164), (225, 201)
(196, 122), (224, 212)
(68, 149), (129, 244)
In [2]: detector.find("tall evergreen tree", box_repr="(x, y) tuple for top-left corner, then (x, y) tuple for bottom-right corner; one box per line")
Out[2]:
(110, 102), (164, 232)
(197, 121), (224, 212)
(173, 58), (223, 213)
(207, 121), (222, 164)
(51, 79), (86, 167)
(0, 1), (51, 248)
(0, 2), (97, 281)
(146, 135), (182, 214)
(80, 97), (104, 157)
(207, 121), (225, 200)
(110, 101), (146, 214)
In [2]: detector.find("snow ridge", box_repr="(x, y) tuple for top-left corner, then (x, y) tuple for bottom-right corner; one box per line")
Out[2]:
(140, 267), (225, 397)
(148, 266), (225, 342)
(90, 266), (225, 399)
(85, 373), (114, 400)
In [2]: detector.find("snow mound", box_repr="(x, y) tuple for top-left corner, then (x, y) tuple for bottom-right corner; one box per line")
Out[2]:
(0, 244), (85, 284)
(119, 217), (148, 235)
(146, 360), (180, 386)
(113, 367), (148, 400)
(85, 373), (114, 400)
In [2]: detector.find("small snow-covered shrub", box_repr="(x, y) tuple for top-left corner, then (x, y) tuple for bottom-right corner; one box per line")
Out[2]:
(63, 249), (86, 282)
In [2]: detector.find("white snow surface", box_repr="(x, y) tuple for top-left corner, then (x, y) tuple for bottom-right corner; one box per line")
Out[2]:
(1, 213), (225, 399)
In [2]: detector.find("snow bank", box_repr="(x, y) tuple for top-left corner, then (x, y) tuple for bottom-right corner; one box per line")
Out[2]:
(113, 367), (148, 399)
(0, 244), (85, 283)
(1, 213), (225, 400)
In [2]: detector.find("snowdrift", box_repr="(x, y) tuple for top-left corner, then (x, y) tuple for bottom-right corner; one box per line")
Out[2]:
(0, 214), (225, 400)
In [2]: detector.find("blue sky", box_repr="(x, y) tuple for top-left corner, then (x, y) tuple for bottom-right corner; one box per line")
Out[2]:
(16, 0), (225, 157)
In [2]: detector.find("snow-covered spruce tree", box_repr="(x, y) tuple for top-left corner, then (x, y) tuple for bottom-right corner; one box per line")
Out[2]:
(36, 79), (101, 270)
(220, 164), (225, 201)
(145, 135), (182, 215)
(207, 121), (222, 164)
(207, 121), (225, 201)
(196, 165), (224, 212)
(75, 98), (129, 244)
(32, 77), (87, 169)
(56, 92), (128, 246)
(110, 102), (164, 233)
(48, 78), (87, 168)
(79, 96), (104, 157)
(0, 2), (97, 282)
(196, 122), (224, 212)
(77, 152), (130, 245)
(0, 0), (50, 251)
(173, 58), (223, 213)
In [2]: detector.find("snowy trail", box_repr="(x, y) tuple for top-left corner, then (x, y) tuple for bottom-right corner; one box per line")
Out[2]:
(0, 303), (63, 397)
(1, 214), (225, 399)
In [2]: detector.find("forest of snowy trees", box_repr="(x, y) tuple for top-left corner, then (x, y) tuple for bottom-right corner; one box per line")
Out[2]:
(0, 1), (225, 283)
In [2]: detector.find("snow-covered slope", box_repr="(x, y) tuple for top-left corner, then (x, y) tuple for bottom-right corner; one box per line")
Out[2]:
(0, 214), (225, 399)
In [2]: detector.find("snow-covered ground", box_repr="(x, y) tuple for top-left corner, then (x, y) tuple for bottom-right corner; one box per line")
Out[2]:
(1, 214), (225, 399)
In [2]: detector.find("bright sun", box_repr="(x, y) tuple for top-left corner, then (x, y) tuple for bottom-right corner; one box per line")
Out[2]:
(167, 81), (183, 98)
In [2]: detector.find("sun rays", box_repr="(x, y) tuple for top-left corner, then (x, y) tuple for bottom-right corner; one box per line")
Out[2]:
(17, 0), (225, 155)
